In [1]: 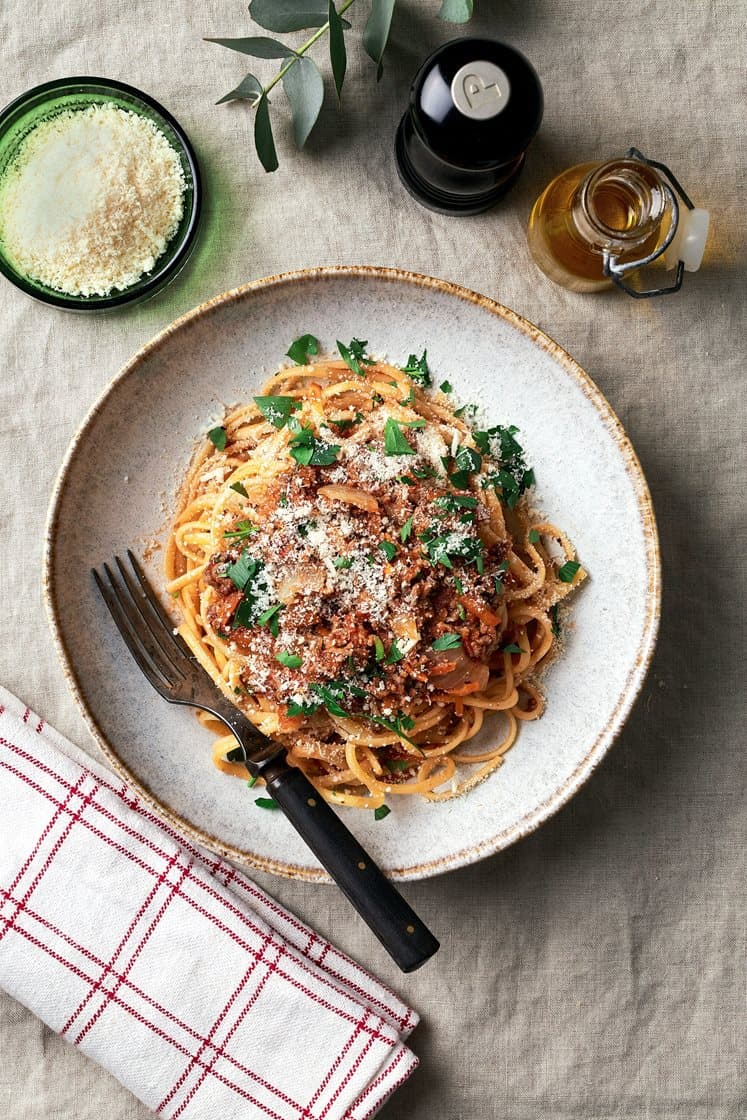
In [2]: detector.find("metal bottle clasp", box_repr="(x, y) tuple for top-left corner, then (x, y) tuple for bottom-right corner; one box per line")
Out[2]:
(603, 147), (697, 299)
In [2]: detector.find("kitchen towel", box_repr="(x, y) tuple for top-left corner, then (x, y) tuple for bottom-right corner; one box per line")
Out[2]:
(0, 686), (418, 1120)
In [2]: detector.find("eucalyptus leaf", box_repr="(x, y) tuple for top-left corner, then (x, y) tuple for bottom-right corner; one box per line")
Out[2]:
(249, 0), (329, 32)
(206, 36), (295, 58)
(216, 72), (263, 105)
(328, 1), (347, 99)
(254, 94), (279, 171)
(437, 0), (474, 21)
(282, 56), (324, 148)
(363, 0), (396, 80)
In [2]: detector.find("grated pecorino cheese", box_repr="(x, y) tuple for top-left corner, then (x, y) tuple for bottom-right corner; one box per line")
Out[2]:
(0, 104), (186, 296)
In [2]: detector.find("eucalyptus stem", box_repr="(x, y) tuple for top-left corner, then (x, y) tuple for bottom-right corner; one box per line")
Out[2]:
(263, 0), (359, 99)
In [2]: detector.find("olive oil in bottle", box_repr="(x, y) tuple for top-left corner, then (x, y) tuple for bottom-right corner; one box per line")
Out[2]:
(527, 158), (669, 292)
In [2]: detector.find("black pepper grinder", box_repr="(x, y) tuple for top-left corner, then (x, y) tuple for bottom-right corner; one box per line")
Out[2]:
(395, 38), (543, 215)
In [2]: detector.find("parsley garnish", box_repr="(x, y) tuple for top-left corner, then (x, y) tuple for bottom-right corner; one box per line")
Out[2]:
(368, 711), (417, 745)
(334, 556), (353, 569)
(286, 699), (319, 717)
(400, 516), (414, 542)
(329, 411), (364, 431)
(475, 424), (534, 510)
(379, 540), (397, 561)
(373, 636), (385, 662)
(230, 481), (248, 498)
(384, 418), (415, 456)
(225, 550), (261, 591)
(502, 642), (527, 655)
(457, 603), (466, 620)
(558, 560), (581, 583)
(258, 603), (283, 637)
(399, 385), (415, 406)
(401, 418), (427, 429)
(454, 576), (464, 593)
(223, 520), (257, 542)
(276, 651), (302, 668)
(279, 492), (289, 507)
(435, 493), (478, 516)
(432, 633), (462, 651)
(401, 350), (431, 388)
(286, 334), (319, 365)
(308, 679), (367, 719)
(439, 380), (453, 394)
(255, 797), (279, 810)
(384, 759), (409, 772)
(374, 805), (391, 821)
(208, 426), (227, 451)
(247, 774), (258, 787)
(338, 338), (374, 377)
(254, 395), (302, 429)
(550, 603), (561, 637)
(288, 424), (341, 467)
(419, 527), (484, 572)
(528, 528), (540, 543)
(386, 639), (405, 664)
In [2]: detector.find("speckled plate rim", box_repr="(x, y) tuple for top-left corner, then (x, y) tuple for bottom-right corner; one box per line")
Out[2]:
(43, 265), (661, 882)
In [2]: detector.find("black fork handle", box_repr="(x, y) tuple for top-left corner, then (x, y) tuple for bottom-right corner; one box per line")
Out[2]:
(261, 758), (439, 972)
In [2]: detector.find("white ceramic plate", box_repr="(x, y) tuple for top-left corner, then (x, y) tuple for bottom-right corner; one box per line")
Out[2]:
(44, 267), (660, 881)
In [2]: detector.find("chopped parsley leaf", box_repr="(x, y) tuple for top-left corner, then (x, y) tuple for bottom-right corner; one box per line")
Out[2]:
(400, 418), (427, 429)
(368, 711), (417, 745)
(374, 805), (391, 821)
(258, 603), (283, 637)
(550, 603), (561, 637)
(454, 445), (482, 474)
(412, 465), (438, 480)
(288, 424), (341, 467)
(309, 679), (366, 719)
(247, 774), (258, 788)
(558, 560), (581, 583)
(255, 797), (279, 810)
(399, 385), (415, 406)
(276, 651), (302, 668)
(385, 639), (405, 664)
(286, 334), (319, 365)
(230, 481), (248, 498)
(400, 516), (414, 543)
(208, 426), (227, 451)
(435, 493), (478, 516)
(329, 411), (364, 431)
(454, 576), (464, 593)
(279, 492), (289, 506)
(254, 395), (302, 429)
(373, 636), (385, 662)
(379, 540), (397, 561)
(419, 527), (484, 572)
(384, 759), (409, 772)
(223, 520), (257, 542)
(432, 633), (462, 651)
(286, 699), (320, 717)
(397, 475), (416, 485)
(225, 550), (262, 591)
(502, 642), (527, 655)
(528, 528), (541, 543)
(475, 424), (534, 509)
(401, 350), (431, 388)
(334, 556), (353, 569)
(384, 418), (415, 456)
(337, 338), (374, 377)
(439, 380), (453, 394)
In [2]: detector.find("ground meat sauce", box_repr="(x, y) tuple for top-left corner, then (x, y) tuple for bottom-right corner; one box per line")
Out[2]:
(204, 430), (515, 733)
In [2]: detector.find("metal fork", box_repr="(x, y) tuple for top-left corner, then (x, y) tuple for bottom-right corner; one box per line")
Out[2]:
(93, 551), (439, 972)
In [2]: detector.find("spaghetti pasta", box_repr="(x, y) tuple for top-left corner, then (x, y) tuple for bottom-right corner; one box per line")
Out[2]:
(165, 343), (585, 810)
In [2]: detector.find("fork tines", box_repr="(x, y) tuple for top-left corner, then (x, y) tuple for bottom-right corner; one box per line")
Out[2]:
(92, 551), (192, 698)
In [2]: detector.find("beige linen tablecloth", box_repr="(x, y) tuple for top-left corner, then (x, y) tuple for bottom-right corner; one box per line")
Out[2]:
(1, 2), (744, 1117)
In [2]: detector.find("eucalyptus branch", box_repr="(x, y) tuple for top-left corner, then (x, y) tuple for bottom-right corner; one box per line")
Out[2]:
(262, 0), (358, 99)
(207, 0), (474, 173)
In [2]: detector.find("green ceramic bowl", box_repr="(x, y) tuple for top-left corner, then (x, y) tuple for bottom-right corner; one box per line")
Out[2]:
(0, 77), (202, 311)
